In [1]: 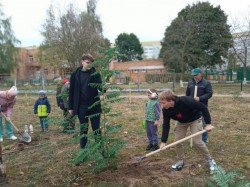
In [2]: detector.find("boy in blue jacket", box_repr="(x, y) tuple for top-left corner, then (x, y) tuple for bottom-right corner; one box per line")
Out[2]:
(34, 90), (51, 132)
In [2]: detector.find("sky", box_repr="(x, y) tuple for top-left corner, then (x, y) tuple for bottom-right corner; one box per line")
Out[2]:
(1, 0), (250, 47)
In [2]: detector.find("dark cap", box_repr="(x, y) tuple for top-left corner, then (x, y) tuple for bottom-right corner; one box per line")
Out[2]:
(191, 68), (203, 75)
(81, 54), (94, 62)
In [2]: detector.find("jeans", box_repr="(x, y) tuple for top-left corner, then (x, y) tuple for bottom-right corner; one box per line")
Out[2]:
(201, 116), (208, 143)
(78, 104), (101, 148)
(0, 117), (14, 138)
(202, 132), (208, 142)
(39, 117), (48, 129)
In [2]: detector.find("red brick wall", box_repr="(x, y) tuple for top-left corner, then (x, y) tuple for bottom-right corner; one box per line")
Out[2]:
(109, 59), (166, 82)
(111, 59), (164, 70)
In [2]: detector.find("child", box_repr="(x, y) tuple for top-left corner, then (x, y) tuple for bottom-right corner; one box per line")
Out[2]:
(34, 90), (51, 132)
(0, 86), (18, 142)
(60, 78), (75, 132)
(145, 89), (161, 151)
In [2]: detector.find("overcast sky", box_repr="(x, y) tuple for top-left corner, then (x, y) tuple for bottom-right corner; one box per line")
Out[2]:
(1, 0), (250, 47)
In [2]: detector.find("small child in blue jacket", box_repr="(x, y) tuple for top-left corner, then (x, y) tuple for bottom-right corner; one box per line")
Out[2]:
(34, 90), (51, 132)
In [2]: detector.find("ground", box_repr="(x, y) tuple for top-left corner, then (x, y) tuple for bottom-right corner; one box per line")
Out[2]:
(0, 85), (250, 187)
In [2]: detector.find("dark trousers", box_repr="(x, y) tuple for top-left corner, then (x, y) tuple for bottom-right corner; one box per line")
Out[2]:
(146, 120), (158, 145)
(78, 105), (101, 148)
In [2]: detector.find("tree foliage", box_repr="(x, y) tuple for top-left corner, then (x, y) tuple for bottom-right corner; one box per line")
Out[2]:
(39, 0), (110, 70)
(0, 3), (20, 73)
(160, 2), (233, 73)
(205, 166), (250, 187)
(115, 33), (143, 62)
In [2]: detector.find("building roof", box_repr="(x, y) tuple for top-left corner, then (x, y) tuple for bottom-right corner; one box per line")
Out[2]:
(141, 41), (161, 46)
(128, 65), (164, 70)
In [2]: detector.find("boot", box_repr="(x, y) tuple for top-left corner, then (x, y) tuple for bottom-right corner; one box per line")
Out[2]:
(145, 144), (153, 150)
(208, 158), (217, 174)
(150, 144), (159, 151)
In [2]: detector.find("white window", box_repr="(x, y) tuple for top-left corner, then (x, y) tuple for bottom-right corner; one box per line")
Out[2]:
(28, 55), (33, 62)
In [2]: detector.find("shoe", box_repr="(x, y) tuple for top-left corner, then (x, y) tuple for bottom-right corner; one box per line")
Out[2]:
(146, 144), (153, 150)
(8, 135), (17, 140)
(150, 144), (159, 151)
(171, 160), (184, 171)
(208, 158), (217, 174)
(0, 138), (3, 142)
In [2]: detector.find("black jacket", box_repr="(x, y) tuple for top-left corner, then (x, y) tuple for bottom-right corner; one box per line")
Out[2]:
(161, 96), (211, 143)
(68, 66), (102, 115)
(186, 78), (212, 106)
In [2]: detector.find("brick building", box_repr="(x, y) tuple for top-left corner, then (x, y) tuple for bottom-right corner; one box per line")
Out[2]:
(109, 59), (166, 83)
(12, 46), (60, 85)
(9, 47), (165, 85)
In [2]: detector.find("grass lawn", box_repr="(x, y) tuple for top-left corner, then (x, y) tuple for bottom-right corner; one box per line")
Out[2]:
(0, 83), (249, 186)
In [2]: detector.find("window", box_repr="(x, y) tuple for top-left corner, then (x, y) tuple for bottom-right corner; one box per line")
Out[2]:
(28, 55), (33, 62)
(44, 68), (48, 76)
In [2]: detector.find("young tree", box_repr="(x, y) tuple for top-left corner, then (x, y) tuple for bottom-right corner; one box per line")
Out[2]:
(72, 48), (126, 173)
(0, 3), (20, 74)
(160, 2), (233, 76)
(115, 33), (143, 62)
(39, 0), (110, 70)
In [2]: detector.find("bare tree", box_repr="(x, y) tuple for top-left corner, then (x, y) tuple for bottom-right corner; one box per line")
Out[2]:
(230, 9), (250, 84)
(39, 0), (110, 71)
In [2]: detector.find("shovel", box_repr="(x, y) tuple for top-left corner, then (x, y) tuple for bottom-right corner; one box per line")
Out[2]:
(135, 126), (214, 161)
(0, 142), (6, 177)
(1, 112), (31, 143)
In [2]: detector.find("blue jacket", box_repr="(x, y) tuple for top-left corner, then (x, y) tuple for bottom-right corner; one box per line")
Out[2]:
(34, 96), (51, 116)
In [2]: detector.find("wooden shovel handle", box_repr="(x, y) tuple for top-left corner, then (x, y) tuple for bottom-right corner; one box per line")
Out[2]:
(194, 85), (198, 97)
(0, 112), (20, 132)
(144, 126), (214, 158)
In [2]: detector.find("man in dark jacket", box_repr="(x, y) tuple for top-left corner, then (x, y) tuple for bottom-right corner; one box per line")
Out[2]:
(159, 90), (217, 174)
(68, 54), (102, 149)
(186, 68), (213, 143)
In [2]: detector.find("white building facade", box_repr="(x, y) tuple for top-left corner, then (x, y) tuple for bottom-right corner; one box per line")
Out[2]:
(141, 41), (161, 59)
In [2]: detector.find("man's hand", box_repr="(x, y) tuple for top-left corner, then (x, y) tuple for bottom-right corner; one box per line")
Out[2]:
(154, 120), (159, 126)
(205, 124), (214, 132)
(69, 110), (73, 115)
(5, 116), (11, 122)
(160, 142), (166, 149)
(194, 97), (200, 101)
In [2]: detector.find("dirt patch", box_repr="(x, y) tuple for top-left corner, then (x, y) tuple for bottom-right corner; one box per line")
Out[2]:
(97, 156), (208, 186)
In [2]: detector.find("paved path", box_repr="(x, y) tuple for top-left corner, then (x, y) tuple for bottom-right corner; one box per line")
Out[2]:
(121, 93), (250, 98)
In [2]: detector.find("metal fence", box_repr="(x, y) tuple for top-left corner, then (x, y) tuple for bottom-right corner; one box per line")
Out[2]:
(0, 68), (249, 87)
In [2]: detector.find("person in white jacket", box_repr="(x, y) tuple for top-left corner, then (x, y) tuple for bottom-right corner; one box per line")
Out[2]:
(0, 86), (18, 142)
